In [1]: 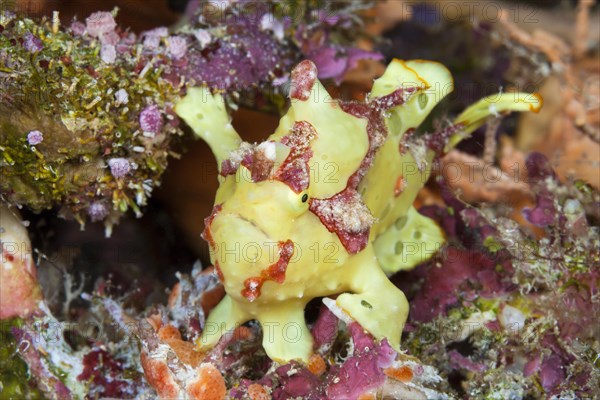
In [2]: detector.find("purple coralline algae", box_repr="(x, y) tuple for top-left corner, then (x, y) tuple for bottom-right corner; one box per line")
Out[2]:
(26, 130), (43, 145)
(139, 105), (163, 134)
(108, 158), (131, 178)
(85, 11), (117, 38)
(87, 201), (109, 222)
(23, 32), (43, 53)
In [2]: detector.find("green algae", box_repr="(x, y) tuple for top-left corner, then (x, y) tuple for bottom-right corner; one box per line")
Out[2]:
(0, 13), (183, 227)
(0, 319), (43, 399)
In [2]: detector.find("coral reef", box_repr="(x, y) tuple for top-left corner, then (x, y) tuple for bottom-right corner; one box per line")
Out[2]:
(400, 153), (599, 398)
(0, 10), (183, 230)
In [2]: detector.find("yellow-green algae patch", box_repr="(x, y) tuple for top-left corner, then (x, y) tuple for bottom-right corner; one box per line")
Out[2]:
(0, 13), (182, 227)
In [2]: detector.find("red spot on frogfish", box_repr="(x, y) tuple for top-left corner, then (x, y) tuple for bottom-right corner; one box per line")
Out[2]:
(202, 204), (222, 249)
(242, 240), (295, 302)
(309, 187), (374, 254)
(394, 175), (406, 197)
(370, 86), (417, 111)
(339, 102), (387, 190)
(274, 121), (318, 193)
(290, 60), (317, 101)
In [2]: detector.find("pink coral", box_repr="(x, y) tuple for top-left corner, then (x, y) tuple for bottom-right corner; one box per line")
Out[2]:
(100, 30), (120, 46)
(540, 354), (565, 392)
(260, 13), (284, 41)
(23, 32), (43, 52)
(26, 130), (43, 145)
(326, 323), (396, 399)
(139, 105), (163, 133)
(88, 202), (109, 222)
(100, 43), (116, 64)
(193, 29), (212, 48)
(114, 88), (128, 105)
(408, 246), (513, 322)
(108, 158), (131, 178)
(168, 36), (188, 60)
(85, 11), (117, 38)
(311, 305), (339, 351)
(70, 21), (86, 36)
(142, 27), (168, 49)
(77, 348), (130, 397)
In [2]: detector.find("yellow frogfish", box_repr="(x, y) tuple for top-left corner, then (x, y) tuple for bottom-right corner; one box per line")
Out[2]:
(175, 59), (541, 363)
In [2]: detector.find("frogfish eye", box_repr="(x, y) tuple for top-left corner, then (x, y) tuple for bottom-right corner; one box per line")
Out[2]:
(289, 190), (310, 216)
